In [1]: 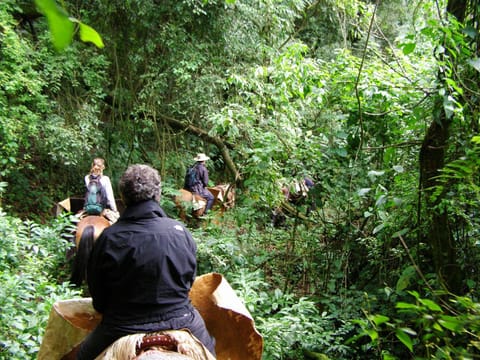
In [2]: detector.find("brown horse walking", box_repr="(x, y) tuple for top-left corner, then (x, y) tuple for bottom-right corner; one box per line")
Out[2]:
(175, 184), (235, 222)
(70, 215), (110, 287)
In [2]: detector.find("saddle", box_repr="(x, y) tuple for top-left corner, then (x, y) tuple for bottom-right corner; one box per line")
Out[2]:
(38, 273), (263, 360)
(137, 334), (177, 353)
(102, 330), (215, 360)
(191, 196), (207, 211)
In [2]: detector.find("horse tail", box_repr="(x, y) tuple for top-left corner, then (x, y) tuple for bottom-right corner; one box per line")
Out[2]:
(70, 225), (95, 287)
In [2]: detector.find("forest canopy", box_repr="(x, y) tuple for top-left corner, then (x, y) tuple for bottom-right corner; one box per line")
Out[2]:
(1, 0), (480, 359)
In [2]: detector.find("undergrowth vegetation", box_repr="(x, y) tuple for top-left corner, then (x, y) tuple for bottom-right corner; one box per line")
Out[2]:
(2, 204), (480, 360)
(0, 211), (81, 358)
(2, 0), (480, 359)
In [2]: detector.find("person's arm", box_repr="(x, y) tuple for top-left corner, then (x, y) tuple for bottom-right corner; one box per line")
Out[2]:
(102, 176), (118, 212)
(199, 165), (209, 187)
(204, 167), (209, 187)
(184, 229), (198, 283)
(87, 235), (108, 313)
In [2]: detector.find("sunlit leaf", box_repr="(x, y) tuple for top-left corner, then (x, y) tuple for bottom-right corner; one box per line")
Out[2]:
(373, 223), (385, 234)
(419, 298), (442, 312)
(35, 0), (74, 51)
(396, 302), (418, 310)
(396, 329), (413, 352)
(78, 22), (105, 48)
(401, 327), (417, 336)
(368, 170), (385, 179)
(438, 315), (463, 331)
(393, 165), (404, 173)
(402, 43), (416, 55)
(369, 314), (389, 326)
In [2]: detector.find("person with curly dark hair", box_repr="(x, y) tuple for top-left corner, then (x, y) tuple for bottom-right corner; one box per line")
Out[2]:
(76, 164), (216, 360)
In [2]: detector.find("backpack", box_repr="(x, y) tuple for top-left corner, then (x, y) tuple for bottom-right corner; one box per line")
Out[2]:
(84, 175), (108, 215)
(184, 164), (199, 190)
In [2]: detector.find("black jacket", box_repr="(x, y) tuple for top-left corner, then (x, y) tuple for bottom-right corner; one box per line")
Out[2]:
(87, 200), (197, 325)
(191, 162), (209, 193)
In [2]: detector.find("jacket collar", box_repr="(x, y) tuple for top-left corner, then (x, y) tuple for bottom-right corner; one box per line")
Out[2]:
(120, 200), (168, 221)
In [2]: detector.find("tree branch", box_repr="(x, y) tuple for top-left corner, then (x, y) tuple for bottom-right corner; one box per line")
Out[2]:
(158, 114), (242, 182)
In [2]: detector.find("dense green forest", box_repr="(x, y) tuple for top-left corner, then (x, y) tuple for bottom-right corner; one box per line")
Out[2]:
(1, 0), (480, 358)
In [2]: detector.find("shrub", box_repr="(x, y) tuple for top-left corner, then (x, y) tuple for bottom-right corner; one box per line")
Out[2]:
(0, 211), (81, 359)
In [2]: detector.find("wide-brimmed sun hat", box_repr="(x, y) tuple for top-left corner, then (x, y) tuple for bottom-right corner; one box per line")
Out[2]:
(194, 153), (210, 162)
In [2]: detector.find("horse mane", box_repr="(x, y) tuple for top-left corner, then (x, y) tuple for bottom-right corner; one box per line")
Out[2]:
(70, 225), (95, 287)
(71, 215), (110, 287)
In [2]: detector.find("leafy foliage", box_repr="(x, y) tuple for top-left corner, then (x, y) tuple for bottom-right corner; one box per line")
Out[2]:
(34, 0), (104, 50)
(0, 1), (110, 217)
(0, 210), (80, 359)
(351, 289), (480, 359)
(2, 0), (480, 359)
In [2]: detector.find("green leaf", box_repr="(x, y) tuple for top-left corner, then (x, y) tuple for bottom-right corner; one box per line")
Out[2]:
(373, 223), (385, 234)
(438, 315), (463, 332)
(78, 22), (105, 48)
(366, 328), (378, 341)
(396, 329), (413, 352)
(396, 302), (418, 310)
(432, 321), (443, 331)
(467, 58), (480, 73)
(358, 188), (371, 196)
(392, 228), (409, 239)
(370, 314), (389, 326)
(396, 265), (415, 292)
(402, 43), (416, 55)
(445, 77), (463, 95)
(35, 0), (74, 51)
(418, 298), (442, 312)
(382, 353), (396, 360)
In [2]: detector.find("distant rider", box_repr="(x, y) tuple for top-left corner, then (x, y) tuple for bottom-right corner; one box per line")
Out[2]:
(188, 153), (215, 215)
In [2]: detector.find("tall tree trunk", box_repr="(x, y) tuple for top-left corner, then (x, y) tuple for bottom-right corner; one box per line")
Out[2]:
(419, 101), (460, 292)
(419, 0), (467, 294)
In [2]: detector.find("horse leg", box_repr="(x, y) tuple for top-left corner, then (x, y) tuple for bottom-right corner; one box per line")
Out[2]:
(70, 225), (95, 287)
